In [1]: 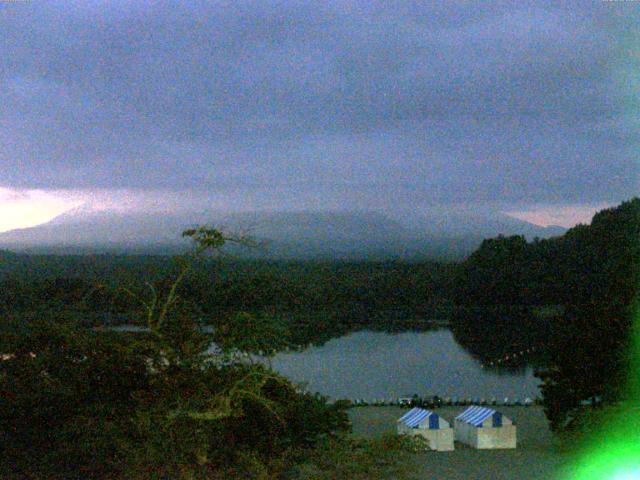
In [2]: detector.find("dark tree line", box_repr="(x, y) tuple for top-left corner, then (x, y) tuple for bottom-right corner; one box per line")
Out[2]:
(454, 198), (639, 430)
(0, 259), (454, 347)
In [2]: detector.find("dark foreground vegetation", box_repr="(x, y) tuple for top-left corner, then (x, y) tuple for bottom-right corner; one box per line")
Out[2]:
(0, 229), (413, 479)
(0, 198), (637, 478)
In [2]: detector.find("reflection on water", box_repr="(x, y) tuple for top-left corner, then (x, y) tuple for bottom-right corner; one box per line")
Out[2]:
(270, 330), (540, 400)
(449, 306), (550, 373)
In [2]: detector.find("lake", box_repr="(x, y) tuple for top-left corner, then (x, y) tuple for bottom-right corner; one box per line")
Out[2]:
(269, 329), (541, 400)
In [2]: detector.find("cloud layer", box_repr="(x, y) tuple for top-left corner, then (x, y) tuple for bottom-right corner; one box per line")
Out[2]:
(1, 1), (637, 211)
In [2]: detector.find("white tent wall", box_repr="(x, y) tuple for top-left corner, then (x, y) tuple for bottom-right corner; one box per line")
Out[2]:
(454, 407), (516, 449)
(396, 409), (454, 452)
(454, 419), (479, 448)
(397, 422), (455, 452)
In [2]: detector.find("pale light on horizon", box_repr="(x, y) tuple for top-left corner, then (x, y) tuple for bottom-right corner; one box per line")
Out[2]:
(0, 186), (619, 235)
(0, 188), (84, 233)
(505, 203), (611, 229)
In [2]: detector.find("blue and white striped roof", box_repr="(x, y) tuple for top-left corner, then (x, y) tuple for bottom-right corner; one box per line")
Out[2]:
(398, 407), (436, 428)
(455, 406), (497, 427)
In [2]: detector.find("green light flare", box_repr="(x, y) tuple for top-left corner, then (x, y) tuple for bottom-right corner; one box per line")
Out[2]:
(564, 425), (640, 479)
(562, 301), (640, 480)
(566, 443), (640, 479)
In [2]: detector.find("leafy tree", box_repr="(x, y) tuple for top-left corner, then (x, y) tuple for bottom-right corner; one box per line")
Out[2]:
(0, 226), (350, 479)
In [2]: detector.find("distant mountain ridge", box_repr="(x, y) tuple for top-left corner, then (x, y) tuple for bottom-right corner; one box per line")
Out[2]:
(0, 208), (566, 260)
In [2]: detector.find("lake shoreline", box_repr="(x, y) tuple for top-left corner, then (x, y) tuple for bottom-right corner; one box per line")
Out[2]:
(270, 329), (541, 400)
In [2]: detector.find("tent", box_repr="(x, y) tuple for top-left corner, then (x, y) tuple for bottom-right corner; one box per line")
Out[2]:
(454, 406), (516, 449)
(396, 407), (454, 451)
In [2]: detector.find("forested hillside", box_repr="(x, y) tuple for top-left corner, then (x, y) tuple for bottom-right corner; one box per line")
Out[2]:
(0, 256), (455, 347)
(453, 198), (640, 429)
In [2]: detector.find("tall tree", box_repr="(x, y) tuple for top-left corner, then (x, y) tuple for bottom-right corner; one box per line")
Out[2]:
(0, 226), (350, 479)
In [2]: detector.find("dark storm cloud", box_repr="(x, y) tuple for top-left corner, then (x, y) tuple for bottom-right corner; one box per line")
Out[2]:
(0, 1), (637, 206)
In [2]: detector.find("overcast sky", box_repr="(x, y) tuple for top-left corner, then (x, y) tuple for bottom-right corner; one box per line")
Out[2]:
(0, 1), (638, 229)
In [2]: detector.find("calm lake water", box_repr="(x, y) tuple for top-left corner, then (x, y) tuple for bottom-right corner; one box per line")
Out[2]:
(269, 329), (540, 400)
